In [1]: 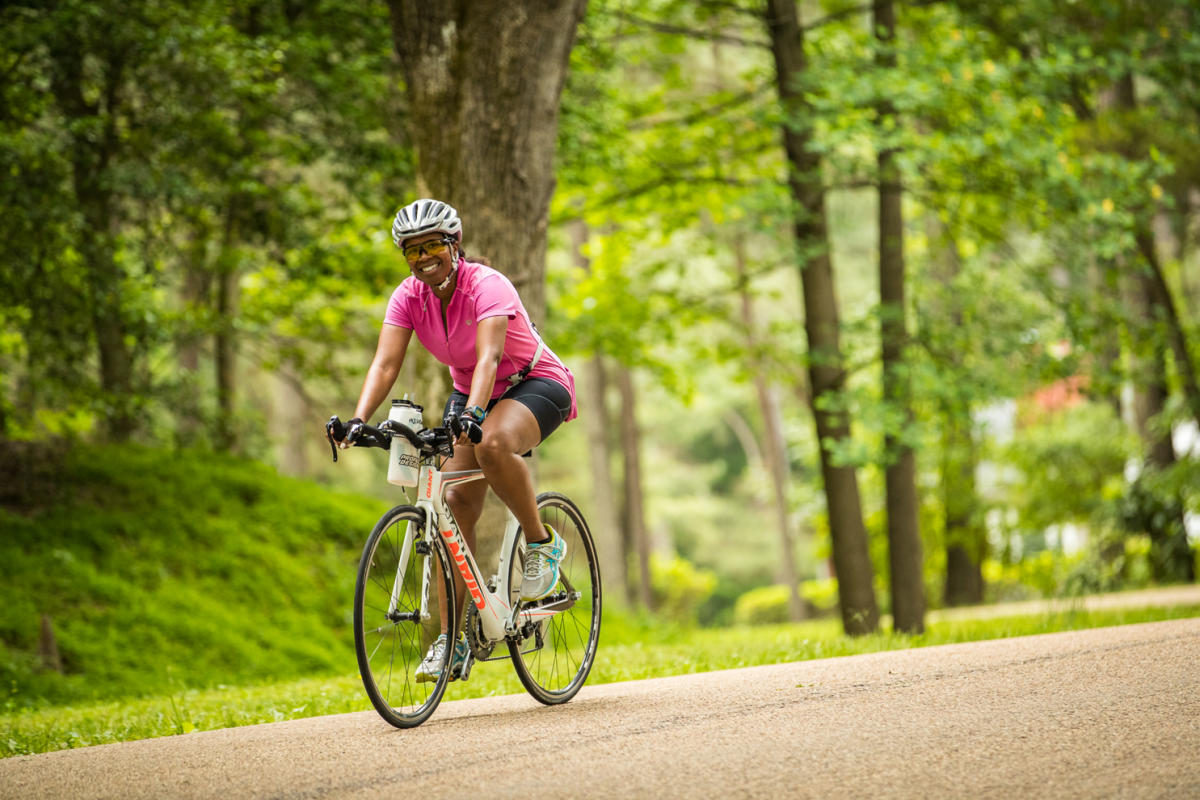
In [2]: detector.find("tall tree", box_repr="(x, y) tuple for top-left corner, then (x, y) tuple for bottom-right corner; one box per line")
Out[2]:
(616, 365), (654, 610)
(570, 220), (629, 605)
(386, 0), (588, 322)
(873, 0), (925, 633)
(924, 220), (986, 605)
(734, 237), (805, 621)
(40, 3), (147, 439)
(1108, 72), (1196, 583)
(765, 0), (879, 635)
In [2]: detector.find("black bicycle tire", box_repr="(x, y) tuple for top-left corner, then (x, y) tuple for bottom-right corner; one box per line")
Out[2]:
(507, 491), (602, 705)
(354, 504), (456, 728)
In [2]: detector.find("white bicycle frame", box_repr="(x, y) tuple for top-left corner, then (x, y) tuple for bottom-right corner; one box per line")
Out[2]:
(390, 460), (565, 645)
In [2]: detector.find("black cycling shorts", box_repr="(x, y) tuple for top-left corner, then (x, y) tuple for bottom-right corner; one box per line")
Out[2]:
(444, 377), (572, 444)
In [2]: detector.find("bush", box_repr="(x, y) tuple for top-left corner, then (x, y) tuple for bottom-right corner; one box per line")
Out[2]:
(733, 585), (791, 625)
(649, 553), (717, 625)
(801, 578), (840, 613)
(732, 579), (838, 626)
(982, 550), (1087, 602)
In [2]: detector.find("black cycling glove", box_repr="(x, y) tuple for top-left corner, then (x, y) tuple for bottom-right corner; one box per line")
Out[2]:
(344, 417), (365, 445)
(460, 413), (483, 444)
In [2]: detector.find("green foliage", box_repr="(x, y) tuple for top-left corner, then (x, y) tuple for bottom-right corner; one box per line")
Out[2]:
(0, 443), (387, 708)
(983, 553), (1086, 602)
(0, 0), (407, 440)
(732, 579), (839, 626)
(1117, 472), (1197, 584)
(1000, 402), (1134, 533)
(648, 553), (718, 625)
(3, 0), (1199, 674)
(1062, 535), (1156, 597)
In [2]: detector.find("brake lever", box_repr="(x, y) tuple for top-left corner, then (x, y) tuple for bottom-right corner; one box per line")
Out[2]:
(325, 416), (344, 463)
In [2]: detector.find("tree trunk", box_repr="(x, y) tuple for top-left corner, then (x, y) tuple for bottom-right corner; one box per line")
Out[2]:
(734, 237), (804, 621)
(1088, 257), (1124, 419)
(570, 220), (628, 606)
(765, 0), (878, 635)
(942, 408), (985, 605)
(38, 615), (63, 674)
(1113, 73), (1194, 583)
(584, 354), (629, 606)
(874, 0), (925, 634)
(272, 365), (311, 477)
(215, 252), (237, 450)
(176, 229), (212, 444)
(923, 215), (986, 605)
(1105, 74), (1200, 431)
(615, 365), (653, 610)
(386, 0), (588, 324)
(1135, 228), (1200, 431)
(1129, 267), (1194, 583)
(51, 34), (137, 440)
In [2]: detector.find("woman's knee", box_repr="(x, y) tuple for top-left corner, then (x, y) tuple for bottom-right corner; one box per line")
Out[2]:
(475, 428), (519, 469)
(445, 484), (484, 522)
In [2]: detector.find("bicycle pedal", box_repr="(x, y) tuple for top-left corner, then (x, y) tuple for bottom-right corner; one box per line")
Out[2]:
(456, 653), (475, 682)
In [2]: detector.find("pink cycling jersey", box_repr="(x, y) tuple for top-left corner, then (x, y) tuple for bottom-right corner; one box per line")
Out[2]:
(383, 259), (577, 420)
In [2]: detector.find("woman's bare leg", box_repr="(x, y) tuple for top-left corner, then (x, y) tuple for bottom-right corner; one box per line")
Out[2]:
(438, 445), (487, 633)
(473, 399), (548, 543)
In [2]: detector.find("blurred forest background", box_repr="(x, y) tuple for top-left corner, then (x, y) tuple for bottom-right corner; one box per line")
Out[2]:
(2, 0), (1199, 703)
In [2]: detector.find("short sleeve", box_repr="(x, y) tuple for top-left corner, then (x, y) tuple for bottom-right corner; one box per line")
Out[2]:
(383, 282), (414, 328)
(472, 271), (520, 322)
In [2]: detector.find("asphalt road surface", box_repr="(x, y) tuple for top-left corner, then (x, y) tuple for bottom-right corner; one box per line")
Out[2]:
(2, 617), (1197, 799)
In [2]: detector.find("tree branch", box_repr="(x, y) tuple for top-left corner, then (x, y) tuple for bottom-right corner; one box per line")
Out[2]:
(627, 87), (770, 130)
(614, 11), (768, 48)
(804, 0), (946, 32)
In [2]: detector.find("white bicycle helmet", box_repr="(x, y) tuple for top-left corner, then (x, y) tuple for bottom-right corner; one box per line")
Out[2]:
(391, 199), (463, 247)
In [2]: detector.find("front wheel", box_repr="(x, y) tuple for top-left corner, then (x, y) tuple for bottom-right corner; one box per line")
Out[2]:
(354, 505), (456, 728)
(508, 492), (601, 705)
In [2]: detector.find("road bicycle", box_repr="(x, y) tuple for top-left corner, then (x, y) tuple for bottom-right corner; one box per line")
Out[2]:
(325, 406), (601, 728)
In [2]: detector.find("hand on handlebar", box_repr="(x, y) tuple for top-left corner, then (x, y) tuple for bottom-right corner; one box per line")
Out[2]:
(447, 412), (483, 446)
(327, 411), (456, 464)
(325, 415), (365, 462)
(341, 417), (365, 449)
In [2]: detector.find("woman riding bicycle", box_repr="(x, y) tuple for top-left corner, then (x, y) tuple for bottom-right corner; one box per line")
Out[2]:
(337, 198), (577, 682)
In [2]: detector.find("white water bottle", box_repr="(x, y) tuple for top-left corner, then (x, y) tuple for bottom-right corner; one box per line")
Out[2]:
(387, 398), (424, 487)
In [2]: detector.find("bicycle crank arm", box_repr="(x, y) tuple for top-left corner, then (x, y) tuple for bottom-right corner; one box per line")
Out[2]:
(524, 592), (576, 613)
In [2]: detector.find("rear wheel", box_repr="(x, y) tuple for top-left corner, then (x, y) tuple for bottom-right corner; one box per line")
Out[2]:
(508, 492), (601, 704)
(354, 505), (456, 728)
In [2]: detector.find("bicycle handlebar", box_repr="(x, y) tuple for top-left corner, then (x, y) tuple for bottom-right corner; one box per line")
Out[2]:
(325, 415), (457, 463)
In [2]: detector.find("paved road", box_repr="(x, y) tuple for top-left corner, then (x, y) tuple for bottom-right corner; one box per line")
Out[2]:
(3, 618), (1197, 799)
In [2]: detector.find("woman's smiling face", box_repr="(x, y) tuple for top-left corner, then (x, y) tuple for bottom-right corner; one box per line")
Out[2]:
(402, 232), (456, 287)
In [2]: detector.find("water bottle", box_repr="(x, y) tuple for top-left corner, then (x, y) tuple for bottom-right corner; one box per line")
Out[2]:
(387, 398), (423, 487)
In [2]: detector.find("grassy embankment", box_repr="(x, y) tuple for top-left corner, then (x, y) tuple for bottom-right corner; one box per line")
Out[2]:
(2, 444), (1197, 758)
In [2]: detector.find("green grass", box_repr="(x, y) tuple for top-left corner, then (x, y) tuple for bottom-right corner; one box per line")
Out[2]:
(1, 443), (386, 708)
(4, 603), (1197, 758)
(3, 443), (1197, 760)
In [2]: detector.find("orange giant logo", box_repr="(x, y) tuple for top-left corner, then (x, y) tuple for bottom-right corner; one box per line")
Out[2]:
(442, 530), (485, 606)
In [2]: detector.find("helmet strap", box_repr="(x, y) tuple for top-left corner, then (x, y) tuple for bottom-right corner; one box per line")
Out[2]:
(435, 251), (460, 291)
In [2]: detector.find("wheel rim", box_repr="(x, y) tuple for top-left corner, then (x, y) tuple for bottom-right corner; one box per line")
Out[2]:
(513, 496), (600, 698)
(356, 510), (452, 724)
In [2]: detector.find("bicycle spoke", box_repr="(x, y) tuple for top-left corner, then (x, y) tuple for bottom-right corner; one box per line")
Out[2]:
(356, 507), (453, 728)
(509, 494), (600, 705)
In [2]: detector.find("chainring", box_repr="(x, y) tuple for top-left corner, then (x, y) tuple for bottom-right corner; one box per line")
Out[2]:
(463, 602), (496, 659)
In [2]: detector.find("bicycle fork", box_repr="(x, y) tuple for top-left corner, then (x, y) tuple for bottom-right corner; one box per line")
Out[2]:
(384, 518), (434, 623)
